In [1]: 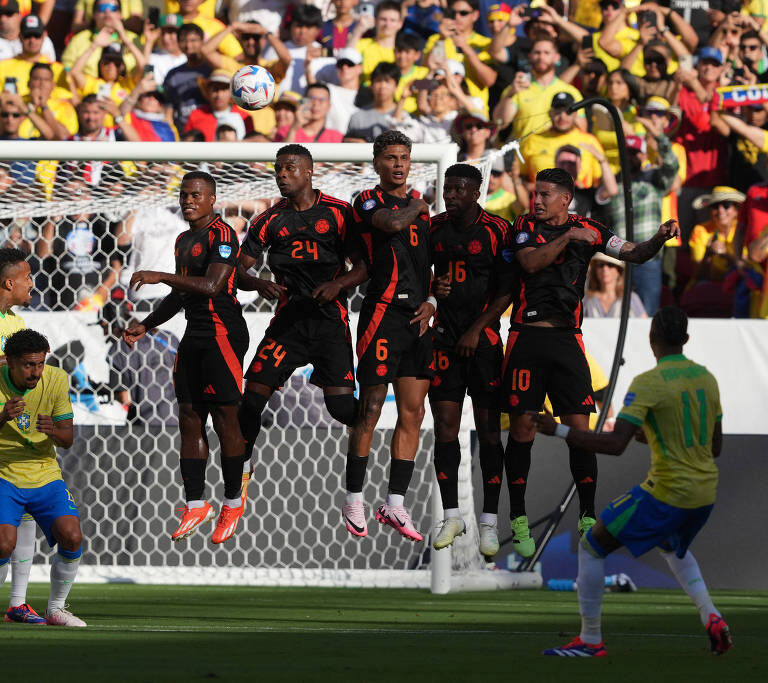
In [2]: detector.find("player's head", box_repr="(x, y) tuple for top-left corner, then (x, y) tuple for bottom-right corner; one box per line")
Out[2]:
(4, 328), (49, 390)
(179, 171), (216, 222)
(275, 144), (313, 197)
(650, 306), (689, 357)
(533, 167), (574, 221)
(0, 247), (32, 308)
(373, 130), (412, 189)
(443, 163), (482, 216)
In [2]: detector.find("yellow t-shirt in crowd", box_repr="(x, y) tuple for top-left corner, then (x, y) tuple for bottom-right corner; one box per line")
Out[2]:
(688, 219), (741, 280)
(61, 30), (140, 78)
(76, 0), (143, 23)
(189, 15), (243, 58)
(618, 355), (721, 508)
(0, 364), (74, 489)
(396, 65), (430, 114)
(592, 25), (640, 74)
(520, 128), (605, 189)
(505, 77), (583, 141)
(356, 38), (395, 86)
(165, 0), (217, 18)
(0, 57), (65, 96)
(20, 96), (79, 139)
(484, 187), (518, 223)
(0, 310), (26, 355)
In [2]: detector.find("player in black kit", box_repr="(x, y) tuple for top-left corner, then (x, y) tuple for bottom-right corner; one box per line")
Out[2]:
(123, 171), (250, 545)
(236, 145), (368, 498)
(428, 164), (512, 558)
(342, 131), (435, 543)
(502, 167), (680, 557)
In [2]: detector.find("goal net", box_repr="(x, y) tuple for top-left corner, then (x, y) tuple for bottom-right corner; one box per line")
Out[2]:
(2, 141), (539, 592)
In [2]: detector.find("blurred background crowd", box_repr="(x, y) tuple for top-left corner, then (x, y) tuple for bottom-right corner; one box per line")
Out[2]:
(1, 0), (768, 321)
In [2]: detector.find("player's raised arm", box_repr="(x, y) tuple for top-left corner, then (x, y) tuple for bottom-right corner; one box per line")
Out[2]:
(528, 410), (638, 456)
(616, 219), (681, 264)
(371, 195), (430, 234)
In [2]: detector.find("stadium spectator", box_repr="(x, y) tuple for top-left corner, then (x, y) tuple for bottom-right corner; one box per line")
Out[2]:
(20, 62), (76, 140)
(176, 0), (243, 59)
(583, 252), (647, 318)
(592, 68), (643, 174)
(403, 0), (444, 40)
(454, 111), (495, 162)
(273, 82), (342, 143)
(71, 91), (139, 142)
(163, 23), (211, 130)
(0, 89), (55, 143)
(185, 69), (254, 141)
(737, 28), (767, 78)
(120, 74), (178, 141)
(309, 47), (363, 134)
(422, 0), (496, 112)
(223, 1), (288, 36)
(0, 0), (56, 61)
(321, 0), (360, 53)
(393, 30), (428, 115)
(483, 154), (527, 221)
(562, 53), (608, 102)
(214, 122), (237, 140)
(354, 0), (403, 85)
(0, 91), (49, 197)
(716, 107), (768, 192)
(143, 13), (187, 86)
(0, 14), (63, 97)
(271, 90), (299, 132)
(607, 117), (679, 316)
(71, 0), (143, 35)
(392, 78), (455, 143)
(494, 36), (583, 141)
(62, 3), (141, 78)
(346, 61), (401, 142)
(555, 144), (618, 221)
(626, 39), (683, 106)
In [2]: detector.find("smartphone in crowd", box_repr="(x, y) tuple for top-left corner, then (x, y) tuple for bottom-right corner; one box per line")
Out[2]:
(358, 3), (375, 17)
(412, 79), (440, 92)
(581, 34), (593, 51)
(3, 76), (17, 94)
(97, 83), (112, 100)
(144, 64), (155, 77)
(148, 7), (160, 26)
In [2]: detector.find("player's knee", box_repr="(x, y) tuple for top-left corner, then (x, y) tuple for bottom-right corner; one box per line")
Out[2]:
(239, 391), (269, 440)
(432, 413), (458, 443)
(580, 531), (607, 558)
(0, 537), (15, 559)
(399, 402), (425, 430)
(56, 525), (82, 552)
(358, 395), (384, 429)
(179, 405), (202, 429)
(509, 414), (536, 442)
(324, 394), (357, 427)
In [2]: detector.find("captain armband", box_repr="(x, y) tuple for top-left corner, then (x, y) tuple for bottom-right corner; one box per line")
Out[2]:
(605, 235), (627, 258)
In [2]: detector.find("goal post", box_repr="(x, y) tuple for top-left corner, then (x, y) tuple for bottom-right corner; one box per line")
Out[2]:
(3, 140), (540, 592)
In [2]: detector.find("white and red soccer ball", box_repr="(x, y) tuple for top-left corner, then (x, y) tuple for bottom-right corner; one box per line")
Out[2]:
(231, 65), (276, 111)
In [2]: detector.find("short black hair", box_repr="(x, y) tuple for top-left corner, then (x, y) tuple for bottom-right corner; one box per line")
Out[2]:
(276, 143), (313, 165)
(536, 167), (575, 196)
(29, 62), (53, 78)
(448, 0), (479, 9)
(291, 4), (323, 27)
(370, 61), (400, 84)
(555, 144), (581, 158)
(78, 93), (100, 109)
(373, 130), (412, 158)
(395, 30), (423, 53)
(742, 29), (761, 42)
(445, 163), (482, 187)
(376, 1), (403, 17)
(0, 248), (27, 280)
(652, 306), (689, 346)
(182, 128), (205, 142)
(181, 170), (216, 194)
(178, 23), (205, 40)
(4, 329), (49, 359)
(305, 82), (330, 98)
(215, 124), (237, 138)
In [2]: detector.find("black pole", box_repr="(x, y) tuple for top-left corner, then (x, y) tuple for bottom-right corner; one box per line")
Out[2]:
(515, 98), (635, 572)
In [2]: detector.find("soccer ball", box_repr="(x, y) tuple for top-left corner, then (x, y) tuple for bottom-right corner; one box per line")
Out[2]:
(231, 65), (276, 111)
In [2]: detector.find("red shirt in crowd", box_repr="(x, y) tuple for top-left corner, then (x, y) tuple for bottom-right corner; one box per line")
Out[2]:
(739, 182), (768, 259)
(273, 125), (344, 143)
(184, 105), (254, 142)
(675, 86), (728, 188)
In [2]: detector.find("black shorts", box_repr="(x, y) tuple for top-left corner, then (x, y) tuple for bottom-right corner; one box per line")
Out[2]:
(356, 301), (433, 385)
(245, 308), (355, 390)
(428, 335), (503, 407)
(501, 324), (595, 416)
(174, 334), (248, 405)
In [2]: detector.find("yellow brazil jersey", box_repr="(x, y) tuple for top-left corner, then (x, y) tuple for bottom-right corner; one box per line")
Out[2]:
(166, 0), (216, 19)
(505, 78), (583, 141)
(357, 38), (395, 86)
(77, 75), (135, 127)
(0, 309), (25, 354)
(396, 65), (430, 114)
(0, 57), (66, 97)
(20, 96), (78, 139)
(744, 0), (768, 19)
(484, 187), (518, 222)
(62, 30), (140, 78)
(617, 355), (721, 508)
(190, 16), (243, 59)
(520, 128), (604, 189)
(0, 364), (74, 489)
(423, 32), (493, 110)
(592, 25), (640, 75)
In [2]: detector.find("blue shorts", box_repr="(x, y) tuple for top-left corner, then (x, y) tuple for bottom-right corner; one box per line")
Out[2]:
(588, 485), (712, 559)
(0, 478), (80, 548)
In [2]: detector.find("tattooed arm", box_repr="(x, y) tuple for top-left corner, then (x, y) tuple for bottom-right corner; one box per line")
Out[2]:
(619, 219), (680, 264)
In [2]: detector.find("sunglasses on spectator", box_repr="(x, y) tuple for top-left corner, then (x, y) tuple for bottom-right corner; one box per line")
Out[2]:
(712, 201), (736, 210)
(490, 170), (503, 177)
(96, 3), (119, 11)
(0, 111), (22, 118)
(645, 57), (665, 67)
(600, 1), (621, 10)
(741, 43), (761, 51)
(452, 9), (474, 16)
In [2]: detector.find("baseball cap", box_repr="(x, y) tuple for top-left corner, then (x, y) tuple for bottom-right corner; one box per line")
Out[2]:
(0, 0), (19, 15)
(159, 13), (183, 29)
(550, 91), (576, 110)
(335, 47), (362, 66)
(487, 3), (512, 20)
(697, 46), (724, 65)
(626, 135), (646, 154)
(207, 69), (231, 85)
(20, 13), (45, 37)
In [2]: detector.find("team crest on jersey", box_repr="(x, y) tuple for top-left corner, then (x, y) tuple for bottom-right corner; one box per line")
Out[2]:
(362, 199), (377, 211)
(508, 394), (519, 407)
(191, 243), (202, 257)
(623, 392), (636, 407)
(515, 232), (529, 244)
(218, 245), (232, 259)
(315, 219), (330, 234)
(16, 412), (30, 433)
(376, 363), (387, 377)
(468, 240), (482, 255)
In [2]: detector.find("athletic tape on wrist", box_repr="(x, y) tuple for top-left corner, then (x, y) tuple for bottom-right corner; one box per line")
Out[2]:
(555, 424), (571, 439)
(426, 295), (437, 309)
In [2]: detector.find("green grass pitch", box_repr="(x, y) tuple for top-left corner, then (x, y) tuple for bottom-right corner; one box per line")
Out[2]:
(1, 585), (764, 682)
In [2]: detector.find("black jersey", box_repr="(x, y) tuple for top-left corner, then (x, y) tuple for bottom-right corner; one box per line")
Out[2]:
(174, 215), (246, 338)
(242, 191), (354, 317)
(430, 207), (510, 346)
(352, 186), (431, 311)
(509, 213), (618, 327)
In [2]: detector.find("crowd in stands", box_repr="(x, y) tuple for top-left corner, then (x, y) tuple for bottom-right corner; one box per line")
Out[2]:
(1, 0), (768, 319)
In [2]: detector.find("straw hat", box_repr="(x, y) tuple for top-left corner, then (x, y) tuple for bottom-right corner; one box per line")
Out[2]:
(692, 186), (746, 210)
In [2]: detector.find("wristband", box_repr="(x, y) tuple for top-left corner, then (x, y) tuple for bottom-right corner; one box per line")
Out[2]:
(114, 114), (124, 125)
(426, 295), (438, 309)
(555, 424), (571, 439)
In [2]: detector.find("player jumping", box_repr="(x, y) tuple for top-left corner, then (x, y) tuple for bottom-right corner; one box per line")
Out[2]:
(124, 171), (250, 545)
(532, 307), (733, 657)
(503, 168), (679, 557)
(428, 164), (512, 558)
(0, 329), (85, 626)
(236, 144), (367, 479)
(343, 130), (435, 542)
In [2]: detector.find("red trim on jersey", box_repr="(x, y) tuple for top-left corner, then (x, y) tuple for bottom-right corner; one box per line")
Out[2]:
(501, 330), (519, 376)
(484, 328), (499, 346)
(215, 334), (243, 394)
(360, 232), (373, 263)
(484, 225), (498, 255)
(208, 299), (227, 336)
(573, 298), (582, 328)
(514, 282), (527, 324)
(329, 206), (346, 239)
(357, 246), (398, 359)
(574, 332), (587, 357)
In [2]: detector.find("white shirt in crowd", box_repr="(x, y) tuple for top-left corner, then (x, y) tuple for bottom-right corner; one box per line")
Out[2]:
(148, 51), (187, 87)
(262, 40), (335, 96)
(0, 35), (56, 62)
(324, 84), (359, 134)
